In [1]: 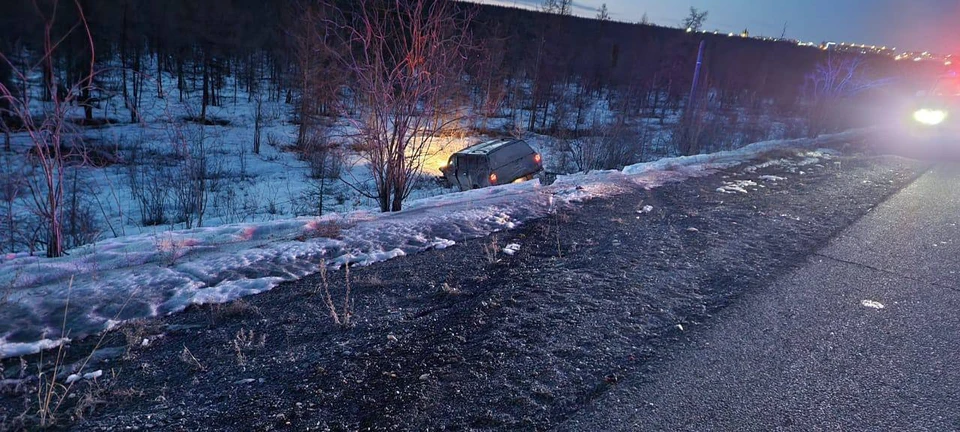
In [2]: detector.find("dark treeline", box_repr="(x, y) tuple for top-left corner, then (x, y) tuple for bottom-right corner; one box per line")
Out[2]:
(0, 0), (938, 256)
(0, 1), (930, 141)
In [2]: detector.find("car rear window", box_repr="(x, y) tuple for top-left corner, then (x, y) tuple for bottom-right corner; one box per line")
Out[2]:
(488, 142), (534, 168)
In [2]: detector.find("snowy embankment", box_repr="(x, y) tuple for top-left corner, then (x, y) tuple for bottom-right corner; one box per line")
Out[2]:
(0, 129), (867, 358)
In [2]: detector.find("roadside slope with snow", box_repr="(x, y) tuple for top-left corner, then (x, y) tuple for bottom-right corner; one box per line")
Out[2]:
(0, 130), (868, 357)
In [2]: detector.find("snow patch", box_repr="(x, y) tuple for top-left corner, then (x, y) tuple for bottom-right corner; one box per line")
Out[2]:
(860, 300), (885, 310)
(717, 180), (758, 194)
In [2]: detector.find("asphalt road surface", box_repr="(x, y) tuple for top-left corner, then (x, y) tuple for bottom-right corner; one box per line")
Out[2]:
(561, 166), (960, 431)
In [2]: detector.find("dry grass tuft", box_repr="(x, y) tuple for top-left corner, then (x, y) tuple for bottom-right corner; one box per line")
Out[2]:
(231, 328), (266, 368)
(317, 265), (353, 327)
(482, 237), (500, 264)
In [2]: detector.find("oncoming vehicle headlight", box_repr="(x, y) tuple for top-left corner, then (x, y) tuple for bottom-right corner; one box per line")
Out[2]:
(913, 108), (948, 125)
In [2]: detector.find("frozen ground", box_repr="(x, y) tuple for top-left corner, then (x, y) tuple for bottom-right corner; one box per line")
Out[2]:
(0, 129), (865, 357)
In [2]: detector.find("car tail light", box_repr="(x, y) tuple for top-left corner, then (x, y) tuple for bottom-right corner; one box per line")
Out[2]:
(489, 173), (498, 184)
(534, 153), (542, 164)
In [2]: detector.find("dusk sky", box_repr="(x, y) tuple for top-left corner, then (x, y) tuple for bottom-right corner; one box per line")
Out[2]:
(470, 0), (960, 54)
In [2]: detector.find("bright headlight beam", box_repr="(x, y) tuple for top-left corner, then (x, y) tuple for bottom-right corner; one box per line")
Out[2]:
(914, 109), (948, 125)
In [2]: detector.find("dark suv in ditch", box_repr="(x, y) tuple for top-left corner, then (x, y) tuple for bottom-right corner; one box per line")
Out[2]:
(440, 138), (543, 191)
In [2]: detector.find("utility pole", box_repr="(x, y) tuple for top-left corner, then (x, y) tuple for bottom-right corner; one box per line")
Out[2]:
(687, 40), (706, 113)
(681, 40), (707, 155)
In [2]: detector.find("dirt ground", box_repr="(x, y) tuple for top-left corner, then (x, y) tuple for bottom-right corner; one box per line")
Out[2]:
(1, 146), (925, 431)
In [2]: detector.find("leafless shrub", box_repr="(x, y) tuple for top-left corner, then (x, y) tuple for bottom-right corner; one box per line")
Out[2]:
(291, 135), (343, 217)
(61, 167), (101, 249)
(154, 233), (193, 267)
(168, 125), (223, 229)
(320, 0), (474, 212)
(303, 136), (341, 181)
(266, 132), (282, 149)
(125, 145), (170, 227)
(213, 188), (259, 224)
(569, 121), (645, 172)
(265, 196), (283, 216)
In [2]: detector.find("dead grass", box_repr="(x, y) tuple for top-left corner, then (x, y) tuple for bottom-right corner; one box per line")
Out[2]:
(296, 220), (348, 242)
(213, 299), (262, 320)
(119, 319), (166, 357)
(359, 273), (385, 288)
(440, 282), (461, 295)
(33, 277), (90, 428)
(439, 271), (461, 295)
(179, 346), (205, 373)
(72, 381), (108, 421)
(231, 328), (266, 368)
(317, 265), (353, 327)
(154, 233), (197, 267)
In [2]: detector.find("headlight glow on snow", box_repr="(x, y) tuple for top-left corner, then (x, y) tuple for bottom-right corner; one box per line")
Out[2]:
(913, 109), (948, 125)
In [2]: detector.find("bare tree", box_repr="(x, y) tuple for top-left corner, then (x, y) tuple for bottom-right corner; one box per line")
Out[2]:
(253, 92), (263, 155)
(542, 0), (573, 16)
(322, 0), (472, 212)
(0, 45), (12, 153)
(597, 3), (610, 21)
(470, 28), (509, 131)
(803, 54), (889, 137)
(682, 7), (708, 32)
(0, 0), (97, 257)
(291, 1), (341, 148)
(0, 154), (25, 253)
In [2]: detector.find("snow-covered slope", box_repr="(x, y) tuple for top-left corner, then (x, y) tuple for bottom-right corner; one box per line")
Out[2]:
(0, 130), (865, 358)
